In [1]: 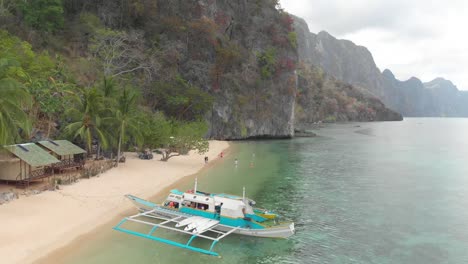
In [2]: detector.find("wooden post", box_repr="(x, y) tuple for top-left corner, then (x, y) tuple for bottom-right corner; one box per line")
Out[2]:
(28, 165), (31, 188)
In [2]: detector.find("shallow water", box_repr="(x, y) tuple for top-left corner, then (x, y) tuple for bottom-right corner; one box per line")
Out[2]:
(56, 118), (468, 264)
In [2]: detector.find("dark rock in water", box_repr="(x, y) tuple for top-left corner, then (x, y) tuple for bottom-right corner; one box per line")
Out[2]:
(294, 128), (317, 137)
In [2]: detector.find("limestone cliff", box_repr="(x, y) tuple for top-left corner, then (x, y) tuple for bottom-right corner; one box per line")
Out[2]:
(150, 1), (298, 139)
(61, 0), (298, 139)
(294, 16), (468, 117)
(294, 16), (401, 122)
(295, 63), (402, 123)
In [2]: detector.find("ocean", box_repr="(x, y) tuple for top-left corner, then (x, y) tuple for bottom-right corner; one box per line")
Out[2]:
(53, 118), (468, 264)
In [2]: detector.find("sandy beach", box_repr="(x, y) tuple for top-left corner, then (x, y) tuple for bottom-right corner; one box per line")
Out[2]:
(0, 141), (229, 264)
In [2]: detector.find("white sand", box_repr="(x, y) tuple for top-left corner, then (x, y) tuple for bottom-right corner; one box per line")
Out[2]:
(0, 141), (229, 264)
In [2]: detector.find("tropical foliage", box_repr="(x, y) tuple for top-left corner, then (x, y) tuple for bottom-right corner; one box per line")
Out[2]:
(63, 87), (109, 153)
(152, 76), (214, 121)
(112, 88), (142, 165)
(0, 58), (31, 145)
(19, 0), (64, 32)
(159, 120), (209, 161)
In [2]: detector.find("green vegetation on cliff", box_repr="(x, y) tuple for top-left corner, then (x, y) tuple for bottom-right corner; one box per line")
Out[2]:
(295, 63), (403, 123)
(1, 0), (299, 141)
(1, 0), (400, 147)
(0, 28), (209, 159)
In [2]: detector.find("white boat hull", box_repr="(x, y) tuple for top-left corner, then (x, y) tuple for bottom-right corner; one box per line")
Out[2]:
(125, 195), (295, 238)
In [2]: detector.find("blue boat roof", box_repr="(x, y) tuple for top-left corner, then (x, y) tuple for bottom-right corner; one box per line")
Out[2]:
(170, 189), (184, 195)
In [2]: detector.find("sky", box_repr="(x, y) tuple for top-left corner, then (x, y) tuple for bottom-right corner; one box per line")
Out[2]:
(279, 0), (468, 90)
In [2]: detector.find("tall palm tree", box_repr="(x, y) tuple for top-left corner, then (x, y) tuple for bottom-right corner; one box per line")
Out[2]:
(63, 87), (109, 154)
(0, 58), (31, 145)
(112, 88), (142, 166)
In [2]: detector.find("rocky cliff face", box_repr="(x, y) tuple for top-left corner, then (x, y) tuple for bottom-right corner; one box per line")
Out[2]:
(67, 0), (298, 139)
(382, 70), (468, 117)
(382, 70), (437, 116)
(424, 78), (468, 117)
(154, 1), (298, 139)
(294, 16), (402, 123)
(294, 16), (386, 98)
(295, 64), (402, 123)
(294, 16), (468, 117)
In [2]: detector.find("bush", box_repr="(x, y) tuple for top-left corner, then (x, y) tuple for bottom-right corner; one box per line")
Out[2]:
(288, 31), (297, 48)
(19, 0), (64, 33)
(257, 48), (276, 79)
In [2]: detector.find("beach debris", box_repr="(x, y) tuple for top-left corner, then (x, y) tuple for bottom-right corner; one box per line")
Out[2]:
(0, 191), (18, 205)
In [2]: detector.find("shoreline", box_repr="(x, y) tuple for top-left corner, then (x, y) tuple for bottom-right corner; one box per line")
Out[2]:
(0, 141), (231, 264)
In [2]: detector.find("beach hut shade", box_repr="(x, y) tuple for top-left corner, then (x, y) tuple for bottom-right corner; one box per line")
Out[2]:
(4, 143), (60, 167)
(38, 140), (86, 156)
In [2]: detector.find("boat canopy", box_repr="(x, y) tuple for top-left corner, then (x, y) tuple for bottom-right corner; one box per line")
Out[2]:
(170, 189), (184, 195)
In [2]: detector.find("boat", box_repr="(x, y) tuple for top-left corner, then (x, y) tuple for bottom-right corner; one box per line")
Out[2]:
(254, 208), (278, 219)
(113, 180), (295, 256)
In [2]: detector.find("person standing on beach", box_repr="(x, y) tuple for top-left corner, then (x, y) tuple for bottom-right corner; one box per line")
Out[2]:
(204, 156), (208, 164)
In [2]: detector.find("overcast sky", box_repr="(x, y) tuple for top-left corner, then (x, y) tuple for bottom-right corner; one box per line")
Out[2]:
(280, 0), (468, 90)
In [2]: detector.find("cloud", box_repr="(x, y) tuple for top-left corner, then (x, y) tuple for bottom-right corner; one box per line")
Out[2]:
(280, 0), (468, 90)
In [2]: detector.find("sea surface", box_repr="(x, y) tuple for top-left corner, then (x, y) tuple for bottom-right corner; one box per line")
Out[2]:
(55, 118), (468, 264)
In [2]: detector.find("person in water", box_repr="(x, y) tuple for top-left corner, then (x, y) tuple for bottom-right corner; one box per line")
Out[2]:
(234, 158), (238, 166)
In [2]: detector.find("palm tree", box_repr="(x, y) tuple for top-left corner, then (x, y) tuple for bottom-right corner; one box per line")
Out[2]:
(102, 76), (116, 98)
(0, 58), (31, 145)
(112, 88), (142, 166)
(63, 87), (109, 154)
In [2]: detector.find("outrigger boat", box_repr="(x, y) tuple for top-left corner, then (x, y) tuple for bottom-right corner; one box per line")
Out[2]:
(113, 179), (295, 256)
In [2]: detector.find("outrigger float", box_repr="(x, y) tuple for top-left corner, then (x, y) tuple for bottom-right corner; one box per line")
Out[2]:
(113, 179), (295, 256)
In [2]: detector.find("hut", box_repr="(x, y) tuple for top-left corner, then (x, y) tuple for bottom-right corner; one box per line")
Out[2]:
(0, 143), (60, 187)
(37, 140), (86, 172)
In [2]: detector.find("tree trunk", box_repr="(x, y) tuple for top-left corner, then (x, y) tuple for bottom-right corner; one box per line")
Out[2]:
(116, 124), (123, 167)
(46, 115), (52, 138)
(160, 150), (180, 161)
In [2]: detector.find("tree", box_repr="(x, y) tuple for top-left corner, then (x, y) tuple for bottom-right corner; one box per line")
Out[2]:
(0, 0), (14, 18)
(63, 87), (109, 154)
(112, 88), (142, 166)
(0, 58), (31, 145)
(152, 76), (214, 121)
(139, 111), (172, 151)
(90, 29), (158, 79)
(19, 0), (64, 32)
(160, 120), (209, 161)
(27, 77), (72, 138)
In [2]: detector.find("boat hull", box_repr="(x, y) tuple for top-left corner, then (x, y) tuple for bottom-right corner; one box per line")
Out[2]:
(125, 194), (295, 238)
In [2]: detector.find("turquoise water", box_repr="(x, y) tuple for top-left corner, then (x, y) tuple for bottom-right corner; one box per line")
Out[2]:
(55, 118), (468, 263)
